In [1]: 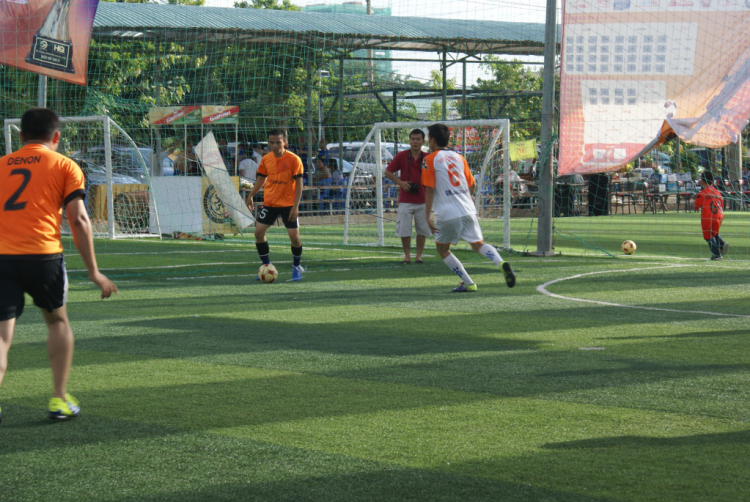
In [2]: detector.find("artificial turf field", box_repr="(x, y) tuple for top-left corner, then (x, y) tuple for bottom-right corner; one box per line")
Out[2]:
(2, 212), (749, 501)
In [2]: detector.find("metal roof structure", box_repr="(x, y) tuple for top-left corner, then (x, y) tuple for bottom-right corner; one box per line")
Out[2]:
(92, 2), (557, 56)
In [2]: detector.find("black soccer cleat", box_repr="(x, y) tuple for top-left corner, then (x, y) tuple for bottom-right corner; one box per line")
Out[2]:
(501, 262), (516, 288)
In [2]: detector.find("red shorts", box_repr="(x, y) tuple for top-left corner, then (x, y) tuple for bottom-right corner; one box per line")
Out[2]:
(701, 217), (722, 240)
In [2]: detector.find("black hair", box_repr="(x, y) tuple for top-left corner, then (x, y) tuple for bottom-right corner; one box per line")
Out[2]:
(409, 128), (425, 140)
(21, 107), (60, 142)
(328, 158), (338, 170)
(701, 170), (714, 185)
(268, 128), (288, 140)
(427, 123), (450, 148)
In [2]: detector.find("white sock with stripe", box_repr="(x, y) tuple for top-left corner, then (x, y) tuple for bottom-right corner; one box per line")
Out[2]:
(443, 253), (474, 285)
(478, 244), (504, 267)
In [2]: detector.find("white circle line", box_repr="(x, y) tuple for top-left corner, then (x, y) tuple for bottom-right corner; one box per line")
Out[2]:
(537, 265), (750, 319)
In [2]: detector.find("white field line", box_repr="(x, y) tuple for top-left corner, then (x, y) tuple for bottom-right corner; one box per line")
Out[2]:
(537, 265), (750, 319)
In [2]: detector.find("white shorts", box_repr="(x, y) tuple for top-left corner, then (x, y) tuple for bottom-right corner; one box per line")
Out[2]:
(396, 203), (431, 238)
(435, 214), (483, 245)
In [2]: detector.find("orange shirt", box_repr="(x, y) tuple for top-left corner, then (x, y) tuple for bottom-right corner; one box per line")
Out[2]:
(0, 144), (85, 257)
(256, 150), (303, 207)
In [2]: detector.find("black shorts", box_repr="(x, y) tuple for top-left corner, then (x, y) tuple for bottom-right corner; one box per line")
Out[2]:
(256, 205), (299, 229)
(0, 257), (68, 321)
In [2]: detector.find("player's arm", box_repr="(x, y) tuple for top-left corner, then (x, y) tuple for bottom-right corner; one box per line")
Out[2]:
(65, 197), (118, 299)
(424, 186), (437, 234)
(289, 174), (303, 221)
(246, 174), (266, 210)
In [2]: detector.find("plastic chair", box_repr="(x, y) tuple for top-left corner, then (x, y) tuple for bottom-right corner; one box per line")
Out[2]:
(336, 179), (348, 212)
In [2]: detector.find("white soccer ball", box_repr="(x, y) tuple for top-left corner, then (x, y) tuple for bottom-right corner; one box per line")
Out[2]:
(258, 263), (278, 283)
(622, 240), (637, 255)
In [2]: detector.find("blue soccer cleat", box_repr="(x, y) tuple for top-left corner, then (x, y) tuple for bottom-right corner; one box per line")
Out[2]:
(292, 265), (305, 282)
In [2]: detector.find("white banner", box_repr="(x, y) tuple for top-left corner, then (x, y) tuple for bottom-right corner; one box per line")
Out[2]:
(195, 132), (255, 231)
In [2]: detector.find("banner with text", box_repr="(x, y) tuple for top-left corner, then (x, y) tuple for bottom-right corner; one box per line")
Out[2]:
(509, 139), (538, 161)
(0, 0), (99, 85)
(148, 106), (201, 126)
(559, 1), (750, 175)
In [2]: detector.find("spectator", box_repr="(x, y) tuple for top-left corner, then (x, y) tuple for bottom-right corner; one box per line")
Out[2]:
(330, 159), (344, 184)
(384, 128), (430, 264)
(318, 139), (328, 164)
(177, 142), (200, 176)
(239, 150), (259, 183)
(315, 157), (332, 183)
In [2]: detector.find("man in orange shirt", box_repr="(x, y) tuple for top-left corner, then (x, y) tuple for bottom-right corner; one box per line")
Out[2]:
(245, 129), (305, 281)
(0, 108), (118, 424)
(694, 171), (729, 260)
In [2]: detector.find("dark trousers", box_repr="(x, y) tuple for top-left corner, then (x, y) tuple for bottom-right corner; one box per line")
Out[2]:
(706, 234), (726, 258)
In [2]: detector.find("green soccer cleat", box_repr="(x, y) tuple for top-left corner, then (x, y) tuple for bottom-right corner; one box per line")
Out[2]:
(452, 282), (477, 292)
(501, 262), (516, 288)
(48, 393), (80, 420)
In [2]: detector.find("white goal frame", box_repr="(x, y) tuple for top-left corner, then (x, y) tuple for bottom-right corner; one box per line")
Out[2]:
(4, 115), (161, 239)
(343, 119), (511, 249)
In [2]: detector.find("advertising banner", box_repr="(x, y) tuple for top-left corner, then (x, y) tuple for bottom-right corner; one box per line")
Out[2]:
(559, 1), (750, 175)
(0, 0), (99, 85)
(148, 106), (201, 126)
(201, 105), (239, 124)
(509, 139), (538, 161)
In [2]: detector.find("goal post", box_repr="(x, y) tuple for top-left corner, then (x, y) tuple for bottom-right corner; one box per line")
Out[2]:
(3, 115), (162, 239)
(343, 119), (512, 250)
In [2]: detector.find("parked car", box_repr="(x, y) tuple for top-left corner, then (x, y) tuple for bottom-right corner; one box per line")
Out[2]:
(72, 146), (152, 181)
(71, 157), (142, 186)
(326, 142), (394, 176)
(381, 141), (429, 156)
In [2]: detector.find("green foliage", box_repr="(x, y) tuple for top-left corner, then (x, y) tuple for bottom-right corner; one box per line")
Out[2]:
(234, 0), (300, 10)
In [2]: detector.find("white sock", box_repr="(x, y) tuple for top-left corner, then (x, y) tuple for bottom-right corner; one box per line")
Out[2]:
(479, 244), (504, 267)
(443, 253), (474, 285)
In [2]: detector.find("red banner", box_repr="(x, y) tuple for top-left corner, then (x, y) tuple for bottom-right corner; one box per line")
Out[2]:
(0, 0), (100, 86)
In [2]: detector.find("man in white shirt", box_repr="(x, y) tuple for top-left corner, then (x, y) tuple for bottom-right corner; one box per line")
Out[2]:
(239, 150), (259, 183)
(422, 123), (516, 292)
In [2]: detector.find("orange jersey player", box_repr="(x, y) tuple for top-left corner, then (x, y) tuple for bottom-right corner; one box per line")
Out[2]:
(694, 171), (729, 260)
(245, 128), (305, 281)
(0, 108), (118, 424)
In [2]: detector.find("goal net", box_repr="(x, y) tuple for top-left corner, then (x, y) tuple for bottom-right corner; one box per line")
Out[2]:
(342, 119), (512, 250)
(4, 115), (161, 239)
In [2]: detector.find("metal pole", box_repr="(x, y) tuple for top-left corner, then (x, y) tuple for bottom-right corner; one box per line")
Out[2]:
(338, 57), (344, 171)
(442, 52), (447, 121)
(306, 60), (314, 186)
(462, 59), (467, 155)
(393, 90), (398, 151)
(37, 75), (47, 108)
(531, 0), (558, 257)
(675, 137), (681, 174)
(374, 127), (384, 246)
(103, 118), (114, 239)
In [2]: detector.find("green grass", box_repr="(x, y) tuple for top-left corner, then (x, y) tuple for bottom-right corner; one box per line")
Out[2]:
(2, 216), (749, 501)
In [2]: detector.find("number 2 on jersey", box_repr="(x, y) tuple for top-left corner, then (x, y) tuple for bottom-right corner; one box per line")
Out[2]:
(447, 164), (461, 187)
(4, 168), (31, 211)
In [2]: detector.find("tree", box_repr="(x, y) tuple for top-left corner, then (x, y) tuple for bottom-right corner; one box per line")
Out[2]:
(234, 0), (299, 10)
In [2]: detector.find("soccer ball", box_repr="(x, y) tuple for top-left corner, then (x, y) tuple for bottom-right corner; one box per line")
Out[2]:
(622, 240), (637, 255)
(258, 264), (278, 283)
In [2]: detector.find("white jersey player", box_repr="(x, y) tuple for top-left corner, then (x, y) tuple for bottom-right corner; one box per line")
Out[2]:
(422, 123), (516, 292)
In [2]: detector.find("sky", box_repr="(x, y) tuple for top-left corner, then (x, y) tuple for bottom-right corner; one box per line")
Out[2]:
(198, 0), (559, 87)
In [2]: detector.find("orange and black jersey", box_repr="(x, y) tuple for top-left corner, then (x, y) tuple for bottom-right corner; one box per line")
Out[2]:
(256, 151), (304, 207)
(0, 144), (85, 258)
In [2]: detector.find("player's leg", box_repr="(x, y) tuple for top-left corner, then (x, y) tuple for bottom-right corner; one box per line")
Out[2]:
(715, 227), (729, 256)
(255, 222), (272, 265)
(465, 216), (515, 288)
(40, 306), (79, 419)
(434, 218), (475, 291)
(281, 208), (304, 281)
(0, 319), (16, 389)
(396, 204), (413, 263)
(706, 236), (721, 260)
(413, 204), (431, 263)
